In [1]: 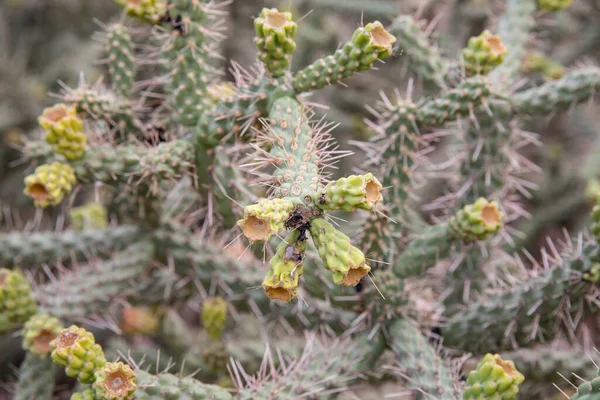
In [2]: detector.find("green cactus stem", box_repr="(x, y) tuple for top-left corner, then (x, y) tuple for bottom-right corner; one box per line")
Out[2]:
(134, 369), (233, 399)
(254, 8), (297, 78)
(388, 319), (461, 399)
(35, 241), (154, 319)
(463, 353), (525, 400)
(512, 67), (600, 115)
(293, 21), (396, 91)
(388, 15), (449, 88)
(570, 376), (600, 400)
(50, 325), (107, 384)
(15, 353), (56, 400)
(443, 238), (600, 352)
(0, 225), (139, 267)
(105, 24), (136, 97)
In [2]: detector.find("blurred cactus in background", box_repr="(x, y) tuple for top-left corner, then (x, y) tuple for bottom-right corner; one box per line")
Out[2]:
(2, 0), (600, 399)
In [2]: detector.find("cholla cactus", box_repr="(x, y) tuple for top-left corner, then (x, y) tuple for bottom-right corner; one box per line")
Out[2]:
(5, 1), (600, 398)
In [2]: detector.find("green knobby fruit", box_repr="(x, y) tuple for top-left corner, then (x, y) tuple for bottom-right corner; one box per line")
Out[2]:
(309, 218), (371, 286)
(462, 30), (507, 76)
(315, 173), (383, 212)
(22, 314), (63, 358)
(238, 198), (294, 241)
(70, 203), (108, 231)
(0, 268), (37, 328)
(39, 103), (86, 160)
(538, 0), (572, 11)
(114, 0), (167, 23)
(293, 21), (396, 91)
(50, 325), (107, 384)
(254, 8), (297, 78)
(448, 198), (503, 242)
(105, 24), (136, 97)
(93, 361), (137, 399)
(202, 297), (228, 341)
(71, 388), (96, 400)
(570, 376), (600, 400)
(262, 229), (306, 302)
(464, 354), (524, 400)
(23, 162), (77, 208)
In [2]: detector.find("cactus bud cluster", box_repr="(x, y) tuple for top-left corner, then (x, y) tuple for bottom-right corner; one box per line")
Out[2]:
(462, 30), (507, 76)
(50, 325), (107, 383)
(23, 162), (77, 208)
(463, 354), (525, 400)
(448, 198), (503, 242)
(254, 8), (297, 78)
(39, 104), (86, 160)
(0, 269), (37, 330)
(22, 314), (63, 358)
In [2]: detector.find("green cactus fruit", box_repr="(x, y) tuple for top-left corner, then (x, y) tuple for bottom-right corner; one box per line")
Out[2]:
(93, 361), (137, 399)
(571, 376), (600, 400)
(238, 198), (294, 241)
(202, 297), (228, 341)
(591, 203), (600, 242)
(254, 8), (297, 78)
(114, 0), (167, 23)
(23, 162), (77, 208)
(309, 218), (371, 286)
(22, 314), (64, 358)
(120, 306), (160, 335)
(462, 30), (507, 76)
(538, 0), (572, 11)
(583, 263), (600, 283)
(262, 229), (306, 302)
(39, 104), (86, 160)
(50, 325), (107, 384)
(71, 388), (96, 400)
(0, 268), (37, 328)
(315, 173), (383, 212)
(293, 21), (396, 91)
(464, 354), (525, 400)
(70, 203), (108, 231)
(448, 198), (503, 242)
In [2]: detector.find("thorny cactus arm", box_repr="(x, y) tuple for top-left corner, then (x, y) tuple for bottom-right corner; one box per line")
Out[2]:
(14, 353), (56, 400)
(512, 67), (600, 115)
(569, 376), (600, 400)
(388, 15), (449, 88)
(388, 319), (461, 400)
(443, 236), (600, 353)
(392, 198), (503, 278)
(105, 23), (136, 97)
(489, 0), (536, 85)
(292, 22), (396, 92)
(238, 97), (382, 301)
(0, 225), (139, 267)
